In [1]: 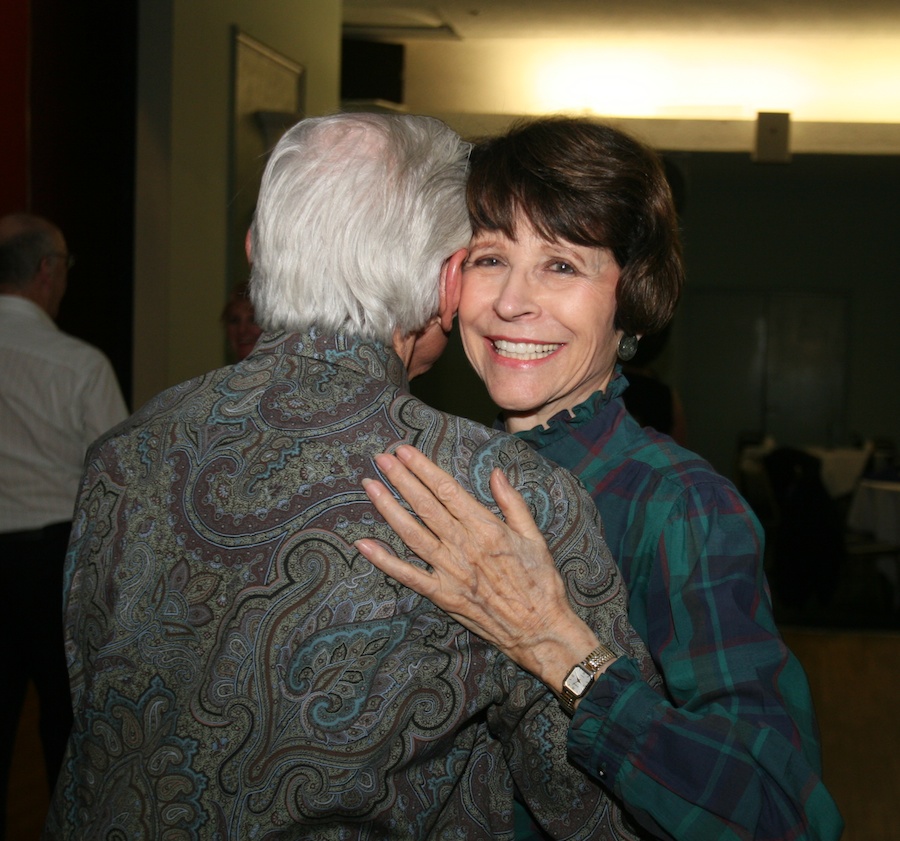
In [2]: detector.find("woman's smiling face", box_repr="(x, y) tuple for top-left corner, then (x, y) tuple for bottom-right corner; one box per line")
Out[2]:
(459, 216), (623, 433)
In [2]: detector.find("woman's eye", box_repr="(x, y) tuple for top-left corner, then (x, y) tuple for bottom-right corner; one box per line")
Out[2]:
(549, 261), (576, 274)
(471, 256), (501, 268)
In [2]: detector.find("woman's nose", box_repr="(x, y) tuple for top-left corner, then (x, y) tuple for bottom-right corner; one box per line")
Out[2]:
(493, 270), (539, 320)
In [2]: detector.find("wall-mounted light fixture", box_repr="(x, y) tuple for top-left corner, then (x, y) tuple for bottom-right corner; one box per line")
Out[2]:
(753, 112), (792, 163)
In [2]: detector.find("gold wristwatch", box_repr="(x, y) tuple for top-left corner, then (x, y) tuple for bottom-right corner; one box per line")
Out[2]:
(560, 643), (617, 716)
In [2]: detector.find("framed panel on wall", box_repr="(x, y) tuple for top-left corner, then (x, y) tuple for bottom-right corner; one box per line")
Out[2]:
(676, 288), (849, 478)
(229, 30), (305, 296)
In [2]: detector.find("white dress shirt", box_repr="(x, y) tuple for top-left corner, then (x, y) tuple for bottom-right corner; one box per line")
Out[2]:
(0, 294), (129, 531)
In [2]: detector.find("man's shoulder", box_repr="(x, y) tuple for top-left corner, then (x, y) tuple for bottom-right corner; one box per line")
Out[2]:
(410, 401), (596, 540)
(407, 401), (576, 485)
(137, 368), (226, 418)
(466, 423), (586, 501)
(1, 315), (110, 371)
(89, 369), (225, 453)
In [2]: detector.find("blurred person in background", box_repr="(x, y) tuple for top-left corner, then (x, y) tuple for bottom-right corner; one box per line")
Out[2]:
(0, 212), (127, 839)
(221, 280), (262, 361)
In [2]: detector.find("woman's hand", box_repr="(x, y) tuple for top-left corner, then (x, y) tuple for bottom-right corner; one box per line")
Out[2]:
(355, 445), (604, 691)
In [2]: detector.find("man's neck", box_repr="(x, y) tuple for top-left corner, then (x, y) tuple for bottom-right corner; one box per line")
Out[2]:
(0, 285), (52, 317)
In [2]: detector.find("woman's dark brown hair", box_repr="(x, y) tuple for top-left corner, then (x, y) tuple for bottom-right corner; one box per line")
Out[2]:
(466, 117), (684, 335)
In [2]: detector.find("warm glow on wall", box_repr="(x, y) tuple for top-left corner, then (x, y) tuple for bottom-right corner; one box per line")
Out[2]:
(529, 36), (892, 121)
(405, 35), (900, 125)
(534, 47), (680, 118)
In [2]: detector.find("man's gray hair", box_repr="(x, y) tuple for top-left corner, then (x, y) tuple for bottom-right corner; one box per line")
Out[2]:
(249, 113), (472, 343)
(0, 213), (58, 289)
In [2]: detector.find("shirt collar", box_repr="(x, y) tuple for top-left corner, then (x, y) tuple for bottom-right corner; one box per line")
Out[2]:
(0, 293), (57, 329)
(250, 326), (408, 390)
(508, 367), (629, 444)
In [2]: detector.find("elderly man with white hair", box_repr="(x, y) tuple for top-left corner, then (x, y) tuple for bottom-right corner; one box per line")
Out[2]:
(45, 113), (657, 840)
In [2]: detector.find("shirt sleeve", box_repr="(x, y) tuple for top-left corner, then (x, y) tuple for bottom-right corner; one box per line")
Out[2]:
(567, 480), (844, 841)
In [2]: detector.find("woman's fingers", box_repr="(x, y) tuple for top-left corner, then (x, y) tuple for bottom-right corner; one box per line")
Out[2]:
(371, 451), (466, 540)
(368, 448), (550, 582)
(354, 537), (437, 596)
(360, 476), (443, 562)
(488, 468), (546, 544)
(390, 446), (499, 529)
(391, 447), (548, 550)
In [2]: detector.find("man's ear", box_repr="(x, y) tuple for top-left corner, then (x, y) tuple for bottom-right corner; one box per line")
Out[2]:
(244, 228), (253, 264)
(437, 248), (466, 333)
(33, 257), (56, 295)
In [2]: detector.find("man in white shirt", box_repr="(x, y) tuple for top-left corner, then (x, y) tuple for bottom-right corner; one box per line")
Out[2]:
(0, 212), (128, 837)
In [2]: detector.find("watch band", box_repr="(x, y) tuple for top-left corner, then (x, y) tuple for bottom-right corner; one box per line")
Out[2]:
(560, 643), (617, 716)
(583, 643), (617, 675)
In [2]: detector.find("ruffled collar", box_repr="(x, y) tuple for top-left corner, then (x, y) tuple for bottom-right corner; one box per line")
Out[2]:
(509, 368), (628, 445)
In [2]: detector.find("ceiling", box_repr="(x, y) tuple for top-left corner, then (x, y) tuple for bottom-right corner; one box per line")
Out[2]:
(343, 0), (900, 40)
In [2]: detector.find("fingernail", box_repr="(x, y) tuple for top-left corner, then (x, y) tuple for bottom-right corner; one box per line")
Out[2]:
(373, 453), (393, 471)
(361, 478), (382, 498)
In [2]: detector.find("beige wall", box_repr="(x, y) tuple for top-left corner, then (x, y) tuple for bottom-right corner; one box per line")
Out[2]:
(133, 0), (341, 408)
(404, 35), (900, 125)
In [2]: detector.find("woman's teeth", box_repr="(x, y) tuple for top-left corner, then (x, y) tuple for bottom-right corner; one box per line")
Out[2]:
(493, 340), (560, 360)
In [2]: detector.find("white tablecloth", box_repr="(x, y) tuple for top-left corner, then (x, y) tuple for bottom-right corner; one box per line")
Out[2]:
(738, 443), (871, 501)
(806, 446), (873, 499)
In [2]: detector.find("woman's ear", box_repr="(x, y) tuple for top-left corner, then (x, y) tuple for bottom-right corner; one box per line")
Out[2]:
(438, 248), (467, 333)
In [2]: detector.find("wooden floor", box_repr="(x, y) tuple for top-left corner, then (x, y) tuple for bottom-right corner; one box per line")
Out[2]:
(7, 682), (50, 840)
(781, 627), (900, 841)
(7, 628), (900, 839)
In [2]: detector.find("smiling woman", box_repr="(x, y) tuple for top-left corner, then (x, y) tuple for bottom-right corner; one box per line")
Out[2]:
(358, 116), (843, 841)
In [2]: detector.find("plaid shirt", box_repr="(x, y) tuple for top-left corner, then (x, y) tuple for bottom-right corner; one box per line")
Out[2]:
(511, 371), (843, 841)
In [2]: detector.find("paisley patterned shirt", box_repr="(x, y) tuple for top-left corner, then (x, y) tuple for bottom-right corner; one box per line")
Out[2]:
(44, 329), (656, 841)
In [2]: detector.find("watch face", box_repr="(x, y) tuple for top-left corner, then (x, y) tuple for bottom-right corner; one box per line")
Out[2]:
(563, 664), (593, 696)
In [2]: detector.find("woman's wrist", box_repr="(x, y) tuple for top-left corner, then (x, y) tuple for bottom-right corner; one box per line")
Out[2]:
(513, 616), (609, 693)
